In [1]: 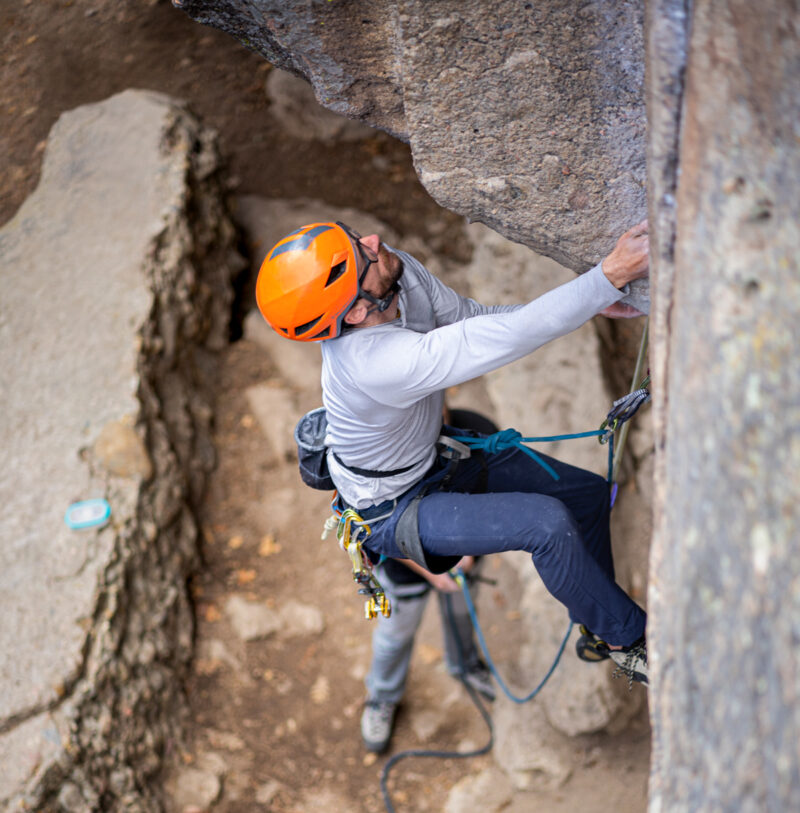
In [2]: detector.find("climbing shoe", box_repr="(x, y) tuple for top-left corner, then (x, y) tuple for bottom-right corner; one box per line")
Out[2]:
(609, 637), (648, 688)
(575, 625), (611, 662)
(360, 701), (398, 753)
(459, 661), (496, 702)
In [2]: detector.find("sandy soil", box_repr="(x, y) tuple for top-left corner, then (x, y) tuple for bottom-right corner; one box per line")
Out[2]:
(1, 2), (650, 810)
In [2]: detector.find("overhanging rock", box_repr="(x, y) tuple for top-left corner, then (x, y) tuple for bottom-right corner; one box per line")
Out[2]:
(175, 0), (649, 312)
(0, 90), (242, 811)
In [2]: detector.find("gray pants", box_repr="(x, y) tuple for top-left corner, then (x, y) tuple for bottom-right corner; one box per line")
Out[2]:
(364, 563), (482, 705)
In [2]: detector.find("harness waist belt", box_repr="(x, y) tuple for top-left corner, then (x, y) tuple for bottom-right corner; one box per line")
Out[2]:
(332, 452), (419, 479)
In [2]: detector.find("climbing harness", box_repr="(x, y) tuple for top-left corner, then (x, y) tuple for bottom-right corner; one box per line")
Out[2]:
(319, 430), (477, 618)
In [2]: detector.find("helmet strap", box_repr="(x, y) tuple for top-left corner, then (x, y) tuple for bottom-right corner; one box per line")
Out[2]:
(361, 281), (400, 314)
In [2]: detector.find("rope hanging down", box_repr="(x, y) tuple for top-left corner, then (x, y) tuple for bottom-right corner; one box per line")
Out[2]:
(454, 569), (573, 704)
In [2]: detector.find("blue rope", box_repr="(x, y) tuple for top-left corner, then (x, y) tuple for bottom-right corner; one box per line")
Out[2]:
(455, 568), (574, 704)
(452, 428), (606, 481)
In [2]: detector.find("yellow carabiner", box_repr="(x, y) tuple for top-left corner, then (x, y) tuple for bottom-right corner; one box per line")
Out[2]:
(598, 416), (618, 444)
(334, 508), (391, 620)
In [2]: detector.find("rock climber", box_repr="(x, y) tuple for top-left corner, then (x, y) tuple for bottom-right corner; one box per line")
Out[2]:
(254, 219), (651, 722)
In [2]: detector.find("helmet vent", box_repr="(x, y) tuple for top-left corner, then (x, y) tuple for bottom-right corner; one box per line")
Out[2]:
(296, 314), (323, 335)
(325, 261), (347, 287)
(312, 326), (331, 339)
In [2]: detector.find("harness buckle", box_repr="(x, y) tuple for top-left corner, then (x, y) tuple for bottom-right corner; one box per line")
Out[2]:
(437, 434), (472, 460)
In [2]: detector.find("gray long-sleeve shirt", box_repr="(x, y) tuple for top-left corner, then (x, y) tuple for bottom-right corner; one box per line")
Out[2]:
(321, 247), (625, 509)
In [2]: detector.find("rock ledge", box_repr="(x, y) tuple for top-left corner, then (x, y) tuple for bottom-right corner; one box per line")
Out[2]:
(0, 90), (242, 811)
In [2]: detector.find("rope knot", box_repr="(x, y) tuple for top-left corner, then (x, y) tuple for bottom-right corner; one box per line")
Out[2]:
(482, 428), (521, 454)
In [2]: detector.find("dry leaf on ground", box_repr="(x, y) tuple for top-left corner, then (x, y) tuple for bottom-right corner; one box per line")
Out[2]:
(259, 534), (282, 557)
(236, 568), (256, 584)
(310, 675), (330, 704)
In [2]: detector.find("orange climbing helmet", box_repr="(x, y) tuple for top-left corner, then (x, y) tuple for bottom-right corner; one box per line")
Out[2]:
(256, 222), (360, 342)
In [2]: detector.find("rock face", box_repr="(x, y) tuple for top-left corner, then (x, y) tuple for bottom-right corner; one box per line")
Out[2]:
(265, 69), (374, 143)
(0, 90), (242, 811)
(647, 1), (800, 810)
(175, 0), (650, 311)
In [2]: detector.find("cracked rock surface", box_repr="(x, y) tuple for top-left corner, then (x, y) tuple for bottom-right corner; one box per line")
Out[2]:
(0, 90), (242, 811)
(176, 0), (650, 312)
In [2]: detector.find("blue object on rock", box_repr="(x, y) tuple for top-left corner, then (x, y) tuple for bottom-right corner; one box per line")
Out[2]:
(64, 498), (111, 530)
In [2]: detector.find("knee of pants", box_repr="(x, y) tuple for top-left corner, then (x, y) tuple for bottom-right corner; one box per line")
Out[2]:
(531, 501), (583, 551)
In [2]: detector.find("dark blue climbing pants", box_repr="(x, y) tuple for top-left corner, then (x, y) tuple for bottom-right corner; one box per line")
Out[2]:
(359, 445), (647, 648)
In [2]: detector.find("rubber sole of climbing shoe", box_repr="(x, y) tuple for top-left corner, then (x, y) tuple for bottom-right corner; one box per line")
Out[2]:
(575, 625), (611, 662)
(609, 637), (648, 687)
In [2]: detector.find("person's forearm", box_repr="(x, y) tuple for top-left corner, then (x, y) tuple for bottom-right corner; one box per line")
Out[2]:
(394, 558), (462, 592)
(396, 558), (432, 580)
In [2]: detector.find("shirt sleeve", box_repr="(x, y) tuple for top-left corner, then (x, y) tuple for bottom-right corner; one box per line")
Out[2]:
(360, 262), (625, 408)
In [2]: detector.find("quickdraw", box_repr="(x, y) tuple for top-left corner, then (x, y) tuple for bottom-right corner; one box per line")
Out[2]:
(322, 505), (391, 620)
(598, 378), (651, 443)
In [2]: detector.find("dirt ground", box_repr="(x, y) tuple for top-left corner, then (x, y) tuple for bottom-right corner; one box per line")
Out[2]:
(1, 1), (650, 810)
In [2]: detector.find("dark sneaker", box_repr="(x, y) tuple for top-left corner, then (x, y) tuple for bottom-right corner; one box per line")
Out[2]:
(575, 624), (611, 662)
(459, 661), (496, 701)
(609, 637), (648, 688)
(360, 701), (397, 753)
